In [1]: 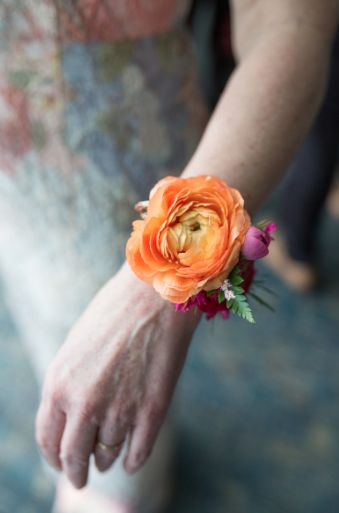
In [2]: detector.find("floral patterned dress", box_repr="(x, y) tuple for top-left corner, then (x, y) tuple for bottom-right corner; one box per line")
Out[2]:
(0, 0), (208, 506)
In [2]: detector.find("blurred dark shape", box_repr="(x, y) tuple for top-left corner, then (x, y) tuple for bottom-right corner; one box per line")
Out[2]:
(189, 0), (234, 109)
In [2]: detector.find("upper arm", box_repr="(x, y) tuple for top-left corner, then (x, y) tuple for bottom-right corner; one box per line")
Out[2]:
(230, 0), (339, 61)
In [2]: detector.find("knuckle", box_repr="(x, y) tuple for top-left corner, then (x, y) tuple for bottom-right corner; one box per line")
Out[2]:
(42, 377), (64, 406)
(76, 398), (97, 421)
(115, 407), (132, 428)
(37, 435), (59, 454)
(49, 387), (64, 407)
(108, 400), (134, 428)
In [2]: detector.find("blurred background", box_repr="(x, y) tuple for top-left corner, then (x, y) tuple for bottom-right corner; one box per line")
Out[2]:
(1, 1), (339, 512)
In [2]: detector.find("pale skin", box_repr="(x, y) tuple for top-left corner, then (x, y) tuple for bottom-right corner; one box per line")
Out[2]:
(36, 0), (339, 490)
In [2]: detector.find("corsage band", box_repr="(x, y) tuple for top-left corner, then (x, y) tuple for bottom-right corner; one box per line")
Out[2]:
(126, 175), (275, 323)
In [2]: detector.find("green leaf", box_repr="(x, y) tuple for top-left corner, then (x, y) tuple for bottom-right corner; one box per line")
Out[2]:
(235, 294), (247, 302)
(231, 275), (244, 286)
(229, 266), (241, 279)
(217, 290), (225, 303)
(248, 292), (275, 312)
(228, 294), (255, 324)
(232, 286), (245, 295)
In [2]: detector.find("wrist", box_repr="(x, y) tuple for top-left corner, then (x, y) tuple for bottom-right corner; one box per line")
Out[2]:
(119, 260), (202, 332)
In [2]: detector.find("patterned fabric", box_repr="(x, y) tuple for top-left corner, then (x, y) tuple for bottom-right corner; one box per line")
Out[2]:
(55, 0), (192, 42)
(0, 0), (194, 174)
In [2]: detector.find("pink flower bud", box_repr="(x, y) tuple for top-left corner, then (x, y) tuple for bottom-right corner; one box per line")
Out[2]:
(241, 225), (274, 260)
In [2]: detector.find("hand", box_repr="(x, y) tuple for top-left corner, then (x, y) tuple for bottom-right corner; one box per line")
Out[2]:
(35, 262), (201, 489)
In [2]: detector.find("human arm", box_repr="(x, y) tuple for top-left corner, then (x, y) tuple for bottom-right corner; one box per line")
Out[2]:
(183, 0), (339, 215)
(35, 0), (339, 491)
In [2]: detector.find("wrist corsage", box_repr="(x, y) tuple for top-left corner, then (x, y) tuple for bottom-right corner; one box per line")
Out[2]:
(126, 175), (275, 323)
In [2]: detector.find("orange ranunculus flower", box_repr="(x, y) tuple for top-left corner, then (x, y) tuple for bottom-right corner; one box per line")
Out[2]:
(126, 175), (251, 303)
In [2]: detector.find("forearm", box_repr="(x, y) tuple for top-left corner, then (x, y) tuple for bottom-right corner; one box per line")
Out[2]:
(182, 22), (335, 215)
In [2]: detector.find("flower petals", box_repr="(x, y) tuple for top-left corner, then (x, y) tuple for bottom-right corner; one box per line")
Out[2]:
(126, 175), (251, 303)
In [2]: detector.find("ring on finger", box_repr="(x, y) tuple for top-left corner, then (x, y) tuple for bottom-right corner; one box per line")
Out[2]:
(96, 440), (124, 453)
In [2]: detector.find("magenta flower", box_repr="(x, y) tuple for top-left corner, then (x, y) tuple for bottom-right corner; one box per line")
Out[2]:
(239, 259), (256, 292)
(241, 223), (276, 261)
(176, 290), (230, 320)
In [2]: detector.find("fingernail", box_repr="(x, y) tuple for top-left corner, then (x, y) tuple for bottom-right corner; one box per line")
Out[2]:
(99, 450), (120, 471)
(96, 460), (112, 472)
(123, 458), (139, 475)
(72, 475), (87, 489)
(68, 465), (88, 489)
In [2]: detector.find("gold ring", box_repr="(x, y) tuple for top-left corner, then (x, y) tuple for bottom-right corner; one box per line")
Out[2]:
(96, 441), (123, 452)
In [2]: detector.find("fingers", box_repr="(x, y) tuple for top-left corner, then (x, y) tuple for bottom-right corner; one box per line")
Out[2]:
(59, 411), (98, 489)
(124, 404), (164, 474)
(35, 402), (66, 471)
(94, 410), (129, 472)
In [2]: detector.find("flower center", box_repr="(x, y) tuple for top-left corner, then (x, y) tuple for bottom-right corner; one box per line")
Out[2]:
(166, 207), (221, 261)
(191, 221), (200, 231)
